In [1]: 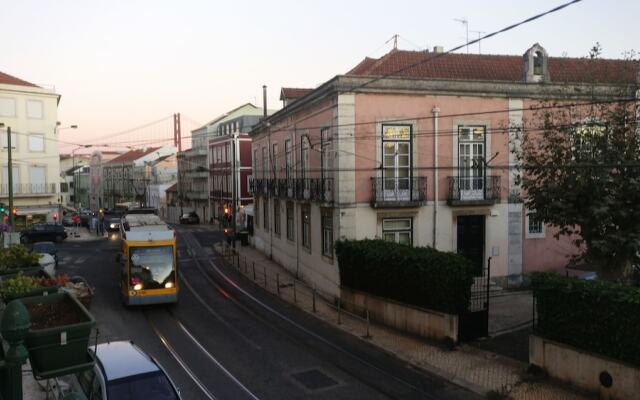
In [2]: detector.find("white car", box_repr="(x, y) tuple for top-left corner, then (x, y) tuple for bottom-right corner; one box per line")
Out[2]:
(38, 253), (56, 276)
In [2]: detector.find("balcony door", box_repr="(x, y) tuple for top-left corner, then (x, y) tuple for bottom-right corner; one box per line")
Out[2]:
(382, 125), (411, 201)
(458, 126), (486, 201)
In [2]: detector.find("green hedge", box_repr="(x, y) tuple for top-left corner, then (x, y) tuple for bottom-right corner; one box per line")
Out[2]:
(532, 272), (640, 366)
(335, 239), (474, 314)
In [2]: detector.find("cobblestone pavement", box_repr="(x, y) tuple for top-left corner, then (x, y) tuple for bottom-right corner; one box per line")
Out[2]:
(215, 241), (592, 400)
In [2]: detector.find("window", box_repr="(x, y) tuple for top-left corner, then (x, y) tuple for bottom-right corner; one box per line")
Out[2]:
(263, 197), (269, 230)
(533, 51), (543, 76)
(321, 128), (330, 180)
(301, 205), (311, 249)
(285, 139), (292, 180)
(26, 100), (44, 119)
(382, 125), (411, 201)
(29, 166), (46, 193)
(458, 125), (486, 200)
(382, 218), (412, 245)
(2, 166), (19, 192)
(255, 198), (259, 227)
(300, 137), (309, 180)
(526, 213), (545, 239)
(273, 200), (281, 235)
(1, 131), (17, 149)
(272, 143), (278, 178)
(0, 98), (16, 117)
(28, 134), (45, 152)
(253, 149), (258, 177)
(225, 143), (230, 163)
(286, 201), (294, 241)
(321, 208), (333, 258)
(262, 146), (267, 179)
(573, 122), (607, 161)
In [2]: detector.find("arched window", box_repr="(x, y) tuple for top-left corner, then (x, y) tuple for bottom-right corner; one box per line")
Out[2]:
(533, 51), (543, 76)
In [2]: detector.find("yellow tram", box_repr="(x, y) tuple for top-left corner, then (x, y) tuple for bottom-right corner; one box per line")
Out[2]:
(118, 213), (178, 305)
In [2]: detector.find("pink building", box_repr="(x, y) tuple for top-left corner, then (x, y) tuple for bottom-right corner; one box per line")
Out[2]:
(250, 44), (639, 296)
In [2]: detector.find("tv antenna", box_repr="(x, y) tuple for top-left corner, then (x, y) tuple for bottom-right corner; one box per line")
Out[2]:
(454, 18), (469, 54)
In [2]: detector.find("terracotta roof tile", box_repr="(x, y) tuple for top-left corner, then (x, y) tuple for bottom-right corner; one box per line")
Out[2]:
(346, 49), (638, 84)
(280, 87), (313, 101)
(107, 147), (161, 164)
(0, 70), (39, 87)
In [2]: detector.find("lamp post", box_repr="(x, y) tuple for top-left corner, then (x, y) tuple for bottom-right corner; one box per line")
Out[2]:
(0, 123), (14, 227)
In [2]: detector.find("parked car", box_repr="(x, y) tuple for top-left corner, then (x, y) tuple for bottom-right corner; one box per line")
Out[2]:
(80, 210), (93, 227)
(31, 241), (58, 266)
(20, 224), (67, 244)
(62, 214), (74, 226)
(179, 212), (200, 224)
(69, 341), (181, 399)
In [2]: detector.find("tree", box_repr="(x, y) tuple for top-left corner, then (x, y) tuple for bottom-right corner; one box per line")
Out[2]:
(516, 94), (640, 281)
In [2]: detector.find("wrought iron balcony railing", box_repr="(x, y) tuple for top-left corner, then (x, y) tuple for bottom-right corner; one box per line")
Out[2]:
(447, 176), (501, 206)
(0, 183), (58, 197)
(250, 178), (333, 203)
(370, 177), (427, 208)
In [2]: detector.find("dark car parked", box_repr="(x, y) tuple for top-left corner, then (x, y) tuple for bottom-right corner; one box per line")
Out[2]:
(20, 224), (67, 244)
(80, 210), (93, 227)
(31, 241), (59, 266)
(179, 212), (200, 224)
(103, 212), (122, 232)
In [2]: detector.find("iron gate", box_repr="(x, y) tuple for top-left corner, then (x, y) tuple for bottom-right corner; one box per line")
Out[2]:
(458, 259), (491, 342)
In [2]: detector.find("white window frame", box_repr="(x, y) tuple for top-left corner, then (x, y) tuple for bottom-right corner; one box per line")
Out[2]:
(525, 213), (546, 239)
(28, 134), (45, 152)
(286, 201), (295, 241)
(301, 204), (311, 250)
(0, 97), (16, 117)
(26, 99), (44, 120)
(272, 143), (278, 178)
(382, 218), (413, 245)
(261, 146), (267, 179)
(321, 208), (333, 258)
(284, 139), (292, 180)
(1, 131), (17, 150)
(273, 200), (281, 236)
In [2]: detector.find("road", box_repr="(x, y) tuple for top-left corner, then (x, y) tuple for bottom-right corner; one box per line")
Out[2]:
(55, 225), (479, 400)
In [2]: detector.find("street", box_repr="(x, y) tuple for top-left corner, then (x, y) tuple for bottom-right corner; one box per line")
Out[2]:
(54, 225), (478, 400)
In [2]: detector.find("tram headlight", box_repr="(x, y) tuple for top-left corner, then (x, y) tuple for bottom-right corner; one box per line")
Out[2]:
(165, 282), (174, 289)
(133, 283), (143, 291)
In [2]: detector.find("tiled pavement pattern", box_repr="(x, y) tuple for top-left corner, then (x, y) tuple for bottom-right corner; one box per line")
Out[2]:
(214, 242), (592, 400)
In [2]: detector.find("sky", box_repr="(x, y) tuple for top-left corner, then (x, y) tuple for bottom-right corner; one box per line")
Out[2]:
(1, 0), (638, 153)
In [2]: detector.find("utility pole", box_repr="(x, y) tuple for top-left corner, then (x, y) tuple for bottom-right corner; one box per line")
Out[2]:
(7, 126), (14, 227)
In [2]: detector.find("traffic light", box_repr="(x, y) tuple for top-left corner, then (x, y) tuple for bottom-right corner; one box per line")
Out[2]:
(0, 203), (5, 213)
(53, 212), (59, 221)
(12, 208), (17, 216)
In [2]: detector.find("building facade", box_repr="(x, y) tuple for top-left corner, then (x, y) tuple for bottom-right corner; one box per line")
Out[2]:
(0, 70), (62, 227)
(250, 45), (639, 296)
(102, 146), (176, 209)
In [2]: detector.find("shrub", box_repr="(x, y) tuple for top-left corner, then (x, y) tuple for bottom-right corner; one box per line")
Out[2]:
(0, 245), (41, 272)
(335, 239), (474, 314)
(531, 272), (640, 366)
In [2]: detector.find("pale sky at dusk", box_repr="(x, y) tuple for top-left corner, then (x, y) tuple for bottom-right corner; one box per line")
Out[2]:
(1, 0), (638, 152)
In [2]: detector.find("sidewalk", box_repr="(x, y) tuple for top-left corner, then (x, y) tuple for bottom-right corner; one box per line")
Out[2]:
(65, 225), (108, 242)
(213, 240), (591, 400)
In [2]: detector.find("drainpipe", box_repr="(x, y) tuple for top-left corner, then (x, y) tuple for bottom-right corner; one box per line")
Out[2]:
(432, 107), (440, 249)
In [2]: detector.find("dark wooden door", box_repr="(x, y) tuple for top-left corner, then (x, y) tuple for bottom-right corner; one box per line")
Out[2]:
(457, 215), (485, 276)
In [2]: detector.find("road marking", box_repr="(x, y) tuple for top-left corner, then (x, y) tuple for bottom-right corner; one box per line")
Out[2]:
(74, 257), (86, 265)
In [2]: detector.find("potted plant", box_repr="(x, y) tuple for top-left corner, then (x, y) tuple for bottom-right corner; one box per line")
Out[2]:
(0, 245), (41, 276)
(19, 291), (96, 379)
(1, 272), (67, 303)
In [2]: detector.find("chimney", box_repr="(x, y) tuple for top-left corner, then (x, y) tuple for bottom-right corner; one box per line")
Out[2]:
(263, 85), (267, 119)
(433, 46), (444, 53)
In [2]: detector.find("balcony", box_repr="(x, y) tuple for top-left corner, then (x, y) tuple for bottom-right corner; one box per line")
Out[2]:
(370, 177), (427, 208)
(447, 176), (501, 206)
(0, 183), (58, 198)
(250, 178), (333, 203)
(294, 178), (333, 203)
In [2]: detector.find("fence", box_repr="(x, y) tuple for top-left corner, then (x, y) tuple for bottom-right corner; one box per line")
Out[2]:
(215, 242), (374, 339)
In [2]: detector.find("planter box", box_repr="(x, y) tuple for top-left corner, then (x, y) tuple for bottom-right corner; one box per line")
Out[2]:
(0, 266), (44, 279)
(530, 334), (640, 399)
(341, 287), (459, 343)
(3, 286), (60, 303)
(20, 292), (96, 379)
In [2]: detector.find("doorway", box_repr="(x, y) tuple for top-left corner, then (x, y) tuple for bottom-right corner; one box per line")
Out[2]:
(457, 215), (485, 276)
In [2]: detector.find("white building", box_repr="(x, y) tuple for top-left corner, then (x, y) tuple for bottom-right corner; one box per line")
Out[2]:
(0, 70), (62, 227)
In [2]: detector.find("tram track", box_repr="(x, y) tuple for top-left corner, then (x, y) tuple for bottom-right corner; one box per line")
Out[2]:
(180, 230), (443, 400)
